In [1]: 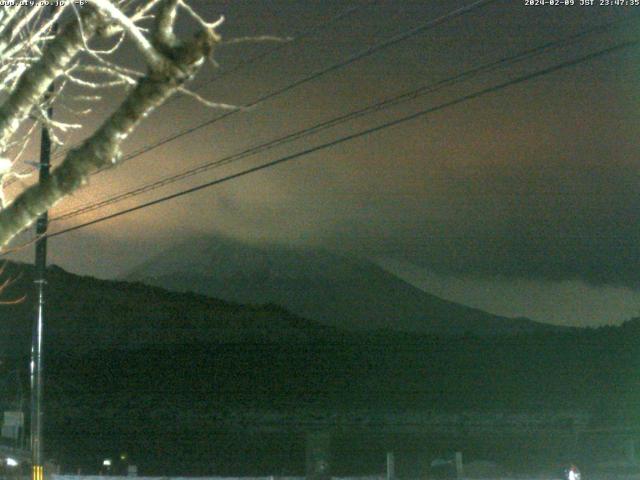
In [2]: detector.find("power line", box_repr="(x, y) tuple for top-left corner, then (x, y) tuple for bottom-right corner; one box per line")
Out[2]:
(184, 2), (366, 95)
(60, 3), (367, 159)
(50, 14), (637, 222)
(43, 39), (639, 241)
(13, 0), (497, 191)
(4, 1), (369, 185)
(121, 0), (495, 158)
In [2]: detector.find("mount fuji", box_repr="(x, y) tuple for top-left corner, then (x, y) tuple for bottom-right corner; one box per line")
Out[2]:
(125, 234), (560, 336)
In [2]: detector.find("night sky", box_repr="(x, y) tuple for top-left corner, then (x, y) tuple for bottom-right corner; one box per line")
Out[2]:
(5, 0), (640, 327)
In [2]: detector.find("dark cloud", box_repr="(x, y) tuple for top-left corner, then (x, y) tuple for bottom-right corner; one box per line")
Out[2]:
(308, 64), (640, 287)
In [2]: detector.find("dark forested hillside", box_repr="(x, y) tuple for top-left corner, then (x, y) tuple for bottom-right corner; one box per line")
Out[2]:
(28, 326), (638, 475)
(0, 262), (637, 475)
(0, 262), (348, 357)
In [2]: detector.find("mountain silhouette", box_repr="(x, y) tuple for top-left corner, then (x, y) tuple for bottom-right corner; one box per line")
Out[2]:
(0, 261), (351, 357)
(125, 234), (561, 335)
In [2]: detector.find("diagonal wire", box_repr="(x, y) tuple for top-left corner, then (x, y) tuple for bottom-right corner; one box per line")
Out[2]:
(3, 0), (369, 185)
(9, 0), (498, 191)
(51, 13), (638, 222)
(42, 39), (639, 240)
(51, 14), (637, 222)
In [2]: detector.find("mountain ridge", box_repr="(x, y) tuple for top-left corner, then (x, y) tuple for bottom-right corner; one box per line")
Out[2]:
(125, 233), (564, 336)
(0, 261), (355, 357)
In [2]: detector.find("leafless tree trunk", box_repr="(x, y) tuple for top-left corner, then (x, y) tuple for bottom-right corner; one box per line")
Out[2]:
(0, 0), (234, 247)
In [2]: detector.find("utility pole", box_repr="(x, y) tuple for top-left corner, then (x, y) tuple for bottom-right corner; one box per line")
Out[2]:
(31, 63), (53, 480)
(30, 11), (58, 479)
(386, 452), (395, 480)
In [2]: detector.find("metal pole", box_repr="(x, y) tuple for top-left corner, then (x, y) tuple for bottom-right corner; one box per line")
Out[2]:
(386, 452), (395, 480)
(31, 79), (53, 480)
(455, 452), (464, 479)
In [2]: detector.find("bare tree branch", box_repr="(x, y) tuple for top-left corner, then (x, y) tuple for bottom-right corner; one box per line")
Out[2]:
(0, 0), (223, 247)
(0, 7), (104, 153)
